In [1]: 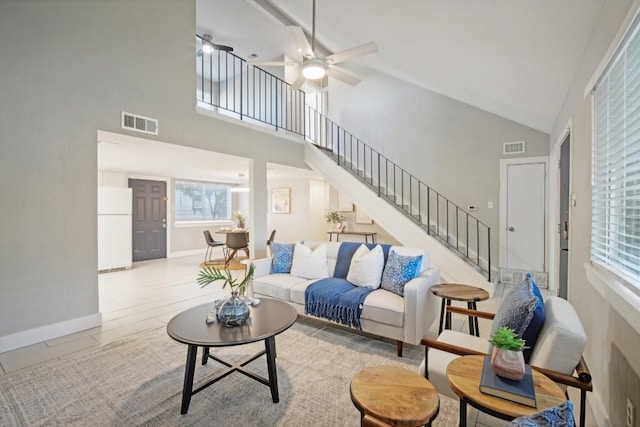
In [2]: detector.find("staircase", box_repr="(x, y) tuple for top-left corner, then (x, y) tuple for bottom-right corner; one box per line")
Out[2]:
(195, 35), (494, 290)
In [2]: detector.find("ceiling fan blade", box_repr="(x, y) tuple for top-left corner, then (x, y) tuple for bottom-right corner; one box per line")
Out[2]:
(325, 42), (378, 65)
(326, 66), (361, 86)
(289, 73), (307, 92)
(286, 25), (314, 57)
(248, 61), (300, 67)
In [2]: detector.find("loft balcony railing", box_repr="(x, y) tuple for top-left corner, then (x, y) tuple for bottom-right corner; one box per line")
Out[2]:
(196, 35), (305, 136)
(196, 35), (492, 280)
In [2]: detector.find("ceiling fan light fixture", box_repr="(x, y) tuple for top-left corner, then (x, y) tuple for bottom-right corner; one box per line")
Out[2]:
(302, 60), (326, 79)
(201, 43), (214, 54)
(201, 34), (214, 54)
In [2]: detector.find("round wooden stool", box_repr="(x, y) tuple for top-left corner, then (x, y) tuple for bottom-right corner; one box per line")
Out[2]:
(430, 284), (490, 336)
(350, 365), (440, 427)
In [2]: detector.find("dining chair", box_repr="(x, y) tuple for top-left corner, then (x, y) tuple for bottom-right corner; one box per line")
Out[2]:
(203, 230), (227, 264)
(224, 231), (249, 265)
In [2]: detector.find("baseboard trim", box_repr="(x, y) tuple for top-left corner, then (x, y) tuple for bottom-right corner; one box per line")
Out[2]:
(590, 385), (611, 427)
(0, 312), (102, 353)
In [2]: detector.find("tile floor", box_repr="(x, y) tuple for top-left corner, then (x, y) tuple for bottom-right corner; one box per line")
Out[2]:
(0, 252), (597, 426)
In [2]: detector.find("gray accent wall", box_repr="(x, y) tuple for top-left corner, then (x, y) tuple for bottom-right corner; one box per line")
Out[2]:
(328, 71), (550, 268)
(0, 0), (306, 340)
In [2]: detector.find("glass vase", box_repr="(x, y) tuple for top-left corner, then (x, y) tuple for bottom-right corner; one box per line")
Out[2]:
(217, 290), (250, 327)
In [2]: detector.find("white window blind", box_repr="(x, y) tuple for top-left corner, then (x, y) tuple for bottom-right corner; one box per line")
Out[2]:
(592, 13), (640, 289)
(175, 180), (232, 222)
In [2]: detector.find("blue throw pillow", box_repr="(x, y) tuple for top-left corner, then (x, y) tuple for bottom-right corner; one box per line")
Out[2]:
(521, 275), (545, 362)
(506, 400), (574, 426)
(270, 242), (295, 273)
(490, 278), (538, 341)
(380, 250), (423, 296)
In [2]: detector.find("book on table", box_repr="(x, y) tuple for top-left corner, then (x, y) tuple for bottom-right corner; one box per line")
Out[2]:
(479, 356), (536, 408)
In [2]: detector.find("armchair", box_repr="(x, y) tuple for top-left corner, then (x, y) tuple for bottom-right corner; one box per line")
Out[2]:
(419, 295), (592, 426)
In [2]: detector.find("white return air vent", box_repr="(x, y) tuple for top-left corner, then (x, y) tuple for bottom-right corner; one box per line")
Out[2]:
(503, 141), (525, 155)
(121, 112), (158, 135)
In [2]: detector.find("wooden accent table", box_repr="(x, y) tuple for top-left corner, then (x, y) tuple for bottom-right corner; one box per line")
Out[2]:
(327, 230), (377, 243)
(446, 356), (566, 426)
(430, 284), (490, 336)
(350, 365), (440, 427)
(167, 299), (297, 414)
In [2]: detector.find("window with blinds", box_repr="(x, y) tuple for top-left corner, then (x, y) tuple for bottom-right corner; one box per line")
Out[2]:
(174, 180), (232, 222)
(592, 14), (640, 289)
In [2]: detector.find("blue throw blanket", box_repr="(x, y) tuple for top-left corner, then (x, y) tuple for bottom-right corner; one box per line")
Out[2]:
(305, 278), (374, 330)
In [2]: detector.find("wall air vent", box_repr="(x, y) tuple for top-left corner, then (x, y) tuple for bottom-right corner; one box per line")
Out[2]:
(121, 112), (158, 135)
(503, 141), (525, 155)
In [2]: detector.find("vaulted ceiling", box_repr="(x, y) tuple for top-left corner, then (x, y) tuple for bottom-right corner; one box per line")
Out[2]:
(197, 0), (604, 134)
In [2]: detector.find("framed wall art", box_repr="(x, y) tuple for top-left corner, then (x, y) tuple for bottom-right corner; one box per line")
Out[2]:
(271, 187), (291, 214)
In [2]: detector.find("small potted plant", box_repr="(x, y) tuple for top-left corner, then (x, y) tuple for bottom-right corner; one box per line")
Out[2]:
(234, 211), (246, 229)
(324, 211), (346, 230)
(489, 326), (528, 380)
(197, 263), (255, 326)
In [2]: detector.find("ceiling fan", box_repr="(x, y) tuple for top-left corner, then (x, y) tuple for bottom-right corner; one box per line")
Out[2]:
(249, 0), (378, 91)
(196, 34), (234, 57)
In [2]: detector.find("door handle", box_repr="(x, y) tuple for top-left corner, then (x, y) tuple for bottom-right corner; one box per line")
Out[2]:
(508, 226), (515, 232)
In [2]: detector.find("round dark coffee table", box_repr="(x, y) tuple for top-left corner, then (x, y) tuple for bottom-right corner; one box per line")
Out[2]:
(167, 298), (297, 414)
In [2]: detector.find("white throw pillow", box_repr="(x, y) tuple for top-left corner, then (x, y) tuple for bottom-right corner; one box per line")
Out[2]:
(346, 244), (385, 288)
(290, 243), (329, 279)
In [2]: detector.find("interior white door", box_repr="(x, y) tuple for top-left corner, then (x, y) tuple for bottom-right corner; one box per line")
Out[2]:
(505, 162), (546, 271)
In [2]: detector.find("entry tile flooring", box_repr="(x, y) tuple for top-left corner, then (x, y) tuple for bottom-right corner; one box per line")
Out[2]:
(0, 252), (596, 426)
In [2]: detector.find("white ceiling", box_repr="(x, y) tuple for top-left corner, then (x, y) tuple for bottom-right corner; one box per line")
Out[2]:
(97, 134), (318, 183)
(197, 0), (604, 133)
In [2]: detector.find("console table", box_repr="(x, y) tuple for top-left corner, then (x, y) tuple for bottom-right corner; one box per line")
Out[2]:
(327, 230), (377, 243)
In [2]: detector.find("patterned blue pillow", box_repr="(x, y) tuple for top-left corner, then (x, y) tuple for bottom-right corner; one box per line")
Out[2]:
(521, 276), (545, 362)
(380, 250), (423, 296)
(490, 278), (538, 344)
(506, 400), (574, 426)
(270, 242), (295, 273)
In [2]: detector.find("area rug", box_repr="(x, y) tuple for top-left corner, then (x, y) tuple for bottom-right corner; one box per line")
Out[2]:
(0, 319), (459, 426)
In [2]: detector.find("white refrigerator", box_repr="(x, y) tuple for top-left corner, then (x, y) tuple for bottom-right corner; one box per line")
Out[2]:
(98, 187), (133, 271)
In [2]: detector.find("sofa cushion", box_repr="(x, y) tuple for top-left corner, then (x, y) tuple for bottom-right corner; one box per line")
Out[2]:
(521, 277), (546, 362)
(270, 242), (295, 273)
(253, 274), (309, 301)
(360, 289), (404, 327)
(346, 244), (385, 288)
(290, 279), (320, 305)
(490, 279), (538, 340)
(334, 242), (391, 278)
(290, 243), (329, 279)
(380, 250), (423, 296)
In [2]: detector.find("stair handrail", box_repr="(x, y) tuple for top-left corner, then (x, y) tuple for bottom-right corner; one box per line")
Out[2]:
(195, 35), (492, 280)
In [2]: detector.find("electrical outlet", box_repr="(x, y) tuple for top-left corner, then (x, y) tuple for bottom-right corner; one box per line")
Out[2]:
(628, 398), (635, 427)
(488, 201), (494, 209)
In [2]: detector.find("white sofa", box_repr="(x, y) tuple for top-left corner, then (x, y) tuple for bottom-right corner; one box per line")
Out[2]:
(250, 240), (441, 356)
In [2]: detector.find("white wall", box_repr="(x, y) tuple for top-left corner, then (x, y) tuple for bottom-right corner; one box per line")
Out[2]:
(328, 71), (550, 269)
(548, 0), (640, 425)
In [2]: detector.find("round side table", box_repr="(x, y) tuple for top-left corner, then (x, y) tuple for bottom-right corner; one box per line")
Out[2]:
(350, 365), (439, 427)
(430, 284), (490, 336)
(446, 355), (566, 426)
